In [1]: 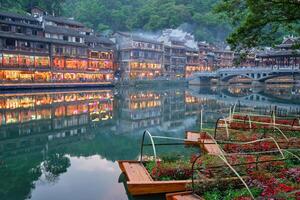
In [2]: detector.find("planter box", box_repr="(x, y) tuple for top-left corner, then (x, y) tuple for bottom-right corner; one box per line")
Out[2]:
(118, 160), (248, 196)
(118, 160), (191, 195)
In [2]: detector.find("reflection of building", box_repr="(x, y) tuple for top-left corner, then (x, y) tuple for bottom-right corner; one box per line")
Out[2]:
(161, 90), (186, 129)
(0, 90), (114, 154)
(0, 9), (114, 87)
(113, 32), (163, 80)
(117, 90), (162, 132)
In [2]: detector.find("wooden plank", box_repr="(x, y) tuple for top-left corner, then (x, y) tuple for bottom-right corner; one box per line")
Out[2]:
(185, 131), (201, 146)
(166, 192), (204, 200)
(200, 139), (222, 156)
(127, 180), (192, 195)
(122, 162), (152, 182)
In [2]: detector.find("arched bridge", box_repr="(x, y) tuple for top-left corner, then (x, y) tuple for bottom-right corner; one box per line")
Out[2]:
(188, 66), (300, 84)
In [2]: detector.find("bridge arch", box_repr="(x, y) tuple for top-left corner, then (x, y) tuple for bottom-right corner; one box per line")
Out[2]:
(258, 72), (300, 82)
(220, 74), (253, 82)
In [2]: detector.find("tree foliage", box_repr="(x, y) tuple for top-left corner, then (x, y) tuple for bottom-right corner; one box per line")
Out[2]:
(0, 0), (65, 15)
(215, 0), (300, 50)
(63, 0), (231, 42)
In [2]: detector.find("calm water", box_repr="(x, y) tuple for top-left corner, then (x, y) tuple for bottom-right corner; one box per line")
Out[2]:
(0, 84), (300, 200)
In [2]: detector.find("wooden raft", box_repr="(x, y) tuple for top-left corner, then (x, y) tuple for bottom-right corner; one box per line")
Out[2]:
(166, 192), (204, 200)
(118, 160), (191, 196)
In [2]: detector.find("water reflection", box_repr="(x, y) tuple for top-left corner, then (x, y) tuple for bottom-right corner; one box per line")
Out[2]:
(0, 85), (299, 200)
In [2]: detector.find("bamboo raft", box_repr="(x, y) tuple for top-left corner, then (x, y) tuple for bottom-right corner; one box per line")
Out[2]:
(118, 160), (192, 195)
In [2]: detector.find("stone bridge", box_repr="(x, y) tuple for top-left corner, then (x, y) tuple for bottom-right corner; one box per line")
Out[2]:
(188, 66), (300, 84)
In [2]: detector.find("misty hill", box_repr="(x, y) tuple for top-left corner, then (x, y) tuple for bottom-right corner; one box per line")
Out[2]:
(0, 0), (231, 43)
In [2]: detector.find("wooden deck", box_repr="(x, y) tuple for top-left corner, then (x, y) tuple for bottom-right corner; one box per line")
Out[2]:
(166, 192), (204, 200)
(118, 160), (191, 195)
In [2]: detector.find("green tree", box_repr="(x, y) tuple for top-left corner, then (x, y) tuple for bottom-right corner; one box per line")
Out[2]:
(215, 0), (300, 50)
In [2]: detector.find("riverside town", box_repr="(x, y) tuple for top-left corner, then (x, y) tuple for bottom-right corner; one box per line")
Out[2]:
(0, 1), (299, 200)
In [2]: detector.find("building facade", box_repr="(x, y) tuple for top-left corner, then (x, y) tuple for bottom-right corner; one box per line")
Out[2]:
(256, 37), (300, 68)
(0, 9), (114, 87)
(113, 32), (163, 80)
(185, 47), (201, 77)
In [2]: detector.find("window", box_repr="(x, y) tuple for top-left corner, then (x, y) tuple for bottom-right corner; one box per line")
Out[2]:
(16, 26), (22, 33)
(55, 47), (63, 54)
(35, 56), (50, 67)
(3, 54), (18, 66)
(32, 30), (37, 35)
(1, 25), (10, 32)
(75, 37), (80, 43)
(53, 57), (65, 69)
(63, 36), (68, 41)
(5, 39), (16, 48)
(18, 55), (34, 67)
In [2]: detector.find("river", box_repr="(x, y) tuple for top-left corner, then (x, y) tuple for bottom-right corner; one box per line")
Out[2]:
(0, 84), (299, 200)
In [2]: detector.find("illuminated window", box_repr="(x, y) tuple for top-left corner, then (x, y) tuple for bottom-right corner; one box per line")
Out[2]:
(53, 57), (65, 69)
(34, 72), (51, 82)
(4, 70), (19, 81)
(35, 56), (50, 67)
(18, 55), (34, 67)
(3, 54), (18, 67)
(19, 72), (33, 81)
(66, 59), (77, 69)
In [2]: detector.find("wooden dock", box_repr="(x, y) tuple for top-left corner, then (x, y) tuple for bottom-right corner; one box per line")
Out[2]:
(118, 160), (191, 195)
(166, 192), (204, 200)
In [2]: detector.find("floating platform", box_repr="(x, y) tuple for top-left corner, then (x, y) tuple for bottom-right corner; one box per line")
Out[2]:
(166, 192), (204, 200)
(118, 160), (191, 195)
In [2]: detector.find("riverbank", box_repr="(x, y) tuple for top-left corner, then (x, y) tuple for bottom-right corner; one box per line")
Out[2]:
(115, 79), (188, 88)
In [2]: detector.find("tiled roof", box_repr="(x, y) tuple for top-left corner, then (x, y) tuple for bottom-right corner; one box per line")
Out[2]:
(0, 11), (38, 22)
(44, 15), (84, 27)
(45, 25), (82, 37)
(0, 31), (87, 47)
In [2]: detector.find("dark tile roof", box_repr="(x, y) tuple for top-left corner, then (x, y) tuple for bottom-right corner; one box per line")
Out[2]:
(85, 35), (114, 45)
(0, 19), (42, 29)
(257, 50), (300, 57)
(0, 11), (38, 22)
(45, 25), (82, 37)
(44, 15), (84, 27)
(115, 32), (162, 44)
(0, 31), (87, 47)
(89, 46), (114, 52)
